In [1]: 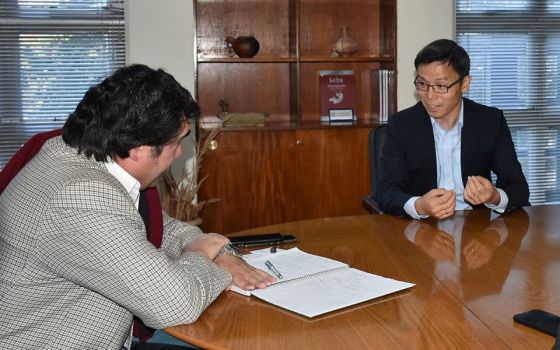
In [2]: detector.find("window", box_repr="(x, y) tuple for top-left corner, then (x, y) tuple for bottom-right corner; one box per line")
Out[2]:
(456, 0), (560, 204)
(0, 0), (124, 169)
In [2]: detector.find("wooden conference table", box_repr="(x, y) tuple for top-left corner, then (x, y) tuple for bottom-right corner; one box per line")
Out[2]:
(166, 206), (560, 349)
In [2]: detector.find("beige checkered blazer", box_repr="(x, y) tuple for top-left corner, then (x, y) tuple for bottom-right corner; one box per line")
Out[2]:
(0, 137), (231, 349)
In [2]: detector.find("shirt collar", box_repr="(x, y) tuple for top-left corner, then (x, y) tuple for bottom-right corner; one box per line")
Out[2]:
(429, 100), (464, 130)
(104, 160), (141, 209)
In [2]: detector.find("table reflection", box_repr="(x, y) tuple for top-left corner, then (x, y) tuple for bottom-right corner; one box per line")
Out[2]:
(404, 209), (530, 300)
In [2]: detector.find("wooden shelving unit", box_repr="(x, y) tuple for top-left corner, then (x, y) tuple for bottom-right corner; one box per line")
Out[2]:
(194, 0), (396, 234)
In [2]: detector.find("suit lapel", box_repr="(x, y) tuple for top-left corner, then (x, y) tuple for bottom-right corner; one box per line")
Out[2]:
(461, 99), (479, 185)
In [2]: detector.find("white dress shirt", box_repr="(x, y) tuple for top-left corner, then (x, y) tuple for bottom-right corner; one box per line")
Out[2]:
(105, 160), (141, 210)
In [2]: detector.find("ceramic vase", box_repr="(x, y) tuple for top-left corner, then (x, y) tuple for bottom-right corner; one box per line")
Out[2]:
(331, 26), (358, 57)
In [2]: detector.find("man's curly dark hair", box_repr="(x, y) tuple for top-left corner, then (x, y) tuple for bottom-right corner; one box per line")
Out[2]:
(62, 64), (200, 161)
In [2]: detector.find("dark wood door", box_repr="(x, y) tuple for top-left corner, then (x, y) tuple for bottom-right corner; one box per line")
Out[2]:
(294, 127), (371, 220)
(198, 129), (297, 234)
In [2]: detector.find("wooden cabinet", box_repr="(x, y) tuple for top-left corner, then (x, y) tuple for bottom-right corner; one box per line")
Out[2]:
(194, 0), (395, 234)
(198, 125), (371, 234)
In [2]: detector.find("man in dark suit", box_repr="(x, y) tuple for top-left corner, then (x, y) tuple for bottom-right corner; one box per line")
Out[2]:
(376, 39), (529, 219)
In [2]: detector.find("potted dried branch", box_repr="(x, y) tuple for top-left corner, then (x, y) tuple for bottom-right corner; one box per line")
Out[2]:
(159, 122), (224, 225)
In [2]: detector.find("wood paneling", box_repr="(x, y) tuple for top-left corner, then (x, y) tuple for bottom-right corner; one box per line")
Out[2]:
(197, 63), (293, 121)
(294, 127), (370, 220)
(199, 129), (297, 234)
(199, 125), (371, 234)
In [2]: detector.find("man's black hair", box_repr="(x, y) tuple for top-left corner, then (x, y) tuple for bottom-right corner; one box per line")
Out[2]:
(62, 64), (200, 161)
(414, 39), (470, 78)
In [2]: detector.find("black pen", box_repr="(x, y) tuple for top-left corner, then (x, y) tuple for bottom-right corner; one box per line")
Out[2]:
(265, 260), (283, 279)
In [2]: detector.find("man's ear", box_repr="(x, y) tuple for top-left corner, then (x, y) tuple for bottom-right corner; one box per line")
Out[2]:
(461, 75), (472, 93)
(127, 145), (148, 162)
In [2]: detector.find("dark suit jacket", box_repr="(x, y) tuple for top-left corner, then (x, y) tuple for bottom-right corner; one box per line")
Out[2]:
(376, 98), (530, 217)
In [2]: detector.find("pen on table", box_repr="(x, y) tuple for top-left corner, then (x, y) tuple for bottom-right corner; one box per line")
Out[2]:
(265, 260), (283, 279)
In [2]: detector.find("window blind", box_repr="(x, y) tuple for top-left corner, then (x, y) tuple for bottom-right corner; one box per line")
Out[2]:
(456, 0), (560, 205)
(0, 0), (124, 169)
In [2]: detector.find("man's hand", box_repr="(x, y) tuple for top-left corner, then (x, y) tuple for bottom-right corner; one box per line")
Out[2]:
(181, 233), (229, 260)
(214, 255), (276, 291)
(415, 188), (456, 219)
(464, 176), (500, 206)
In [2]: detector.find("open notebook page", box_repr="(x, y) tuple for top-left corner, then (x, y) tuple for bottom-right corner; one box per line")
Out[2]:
(231, 247), (348, 295)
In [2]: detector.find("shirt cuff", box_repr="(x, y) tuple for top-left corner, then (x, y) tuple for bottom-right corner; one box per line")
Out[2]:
(404, 197), (429, 220)
(484, 188), (509, 213)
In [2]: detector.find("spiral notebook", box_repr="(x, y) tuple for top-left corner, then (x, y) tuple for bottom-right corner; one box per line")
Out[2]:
(231, 248), (414, 318)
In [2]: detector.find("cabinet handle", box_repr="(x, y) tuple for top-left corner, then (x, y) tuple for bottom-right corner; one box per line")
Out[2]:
(209, 140), (219, 151)
(296, 139), (303, 146)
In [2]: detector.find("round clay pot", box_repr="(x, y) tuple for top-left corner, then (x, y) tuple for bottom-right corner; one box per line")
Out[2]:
(226, 36), (260, 58)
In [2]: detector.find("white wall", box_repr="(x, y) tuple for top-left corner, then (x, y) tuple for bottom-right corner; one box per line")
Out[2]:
(126, 0), (195, 92)
(126, 0), (196, 172)
(397, 0), (455, 110)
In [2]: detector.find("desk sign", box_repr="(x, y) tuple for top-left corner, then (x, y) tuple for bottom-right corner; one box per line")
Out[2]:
(329, 108), (355, 122)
